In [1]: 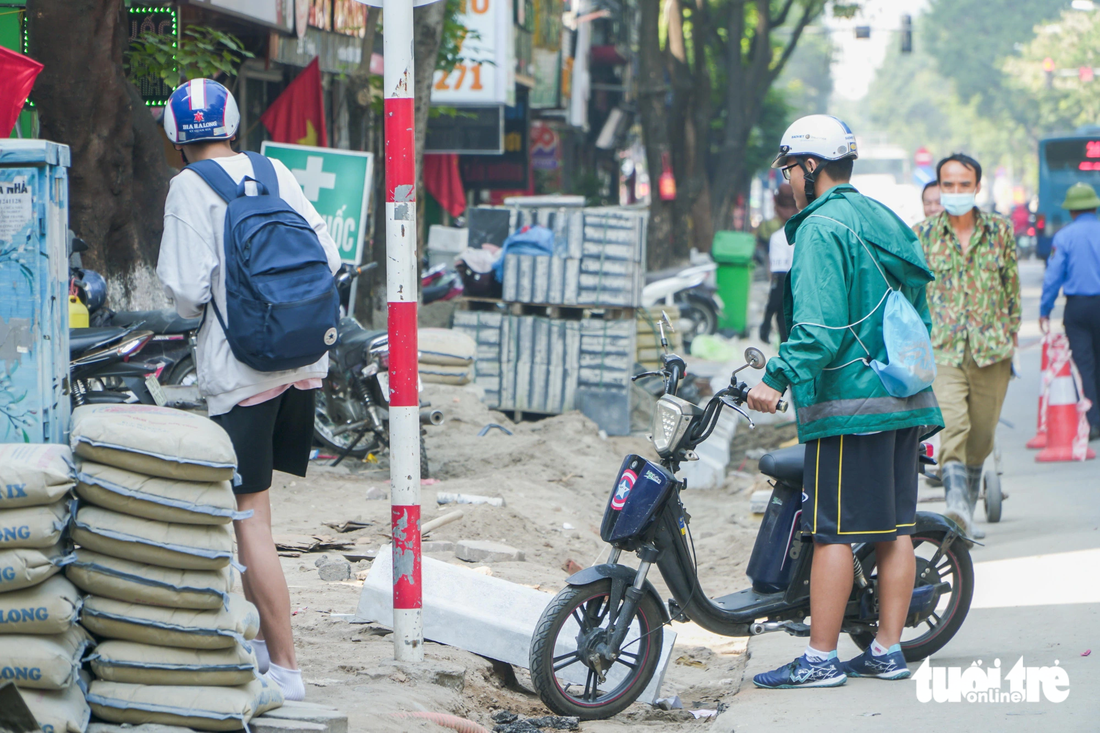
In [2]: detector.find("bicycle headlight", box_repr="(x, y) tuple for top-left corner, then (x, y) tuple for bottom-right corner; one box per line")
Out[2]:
(651, 395), (698, 457)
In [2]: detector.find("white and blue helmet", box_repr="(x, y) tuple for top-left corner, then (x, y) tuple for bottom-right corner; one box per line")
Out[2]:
(163, 79), (240, 144)
(771, 114), (858, 169)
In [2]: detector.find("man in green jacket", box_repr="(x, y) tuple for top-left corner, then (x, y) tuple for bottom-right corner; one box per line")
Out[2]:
(747, 115), (944, 689)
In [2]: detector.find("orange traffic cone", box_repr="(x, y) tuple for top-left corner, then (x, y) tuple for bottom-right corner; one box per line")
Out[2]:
(1036, 335), (1095, 462)
(1026, 336), (1050, 449)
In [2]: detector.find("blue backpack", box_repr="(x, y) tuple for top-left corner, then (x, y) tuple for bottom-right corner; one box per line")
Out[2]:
(187, 151), (340, 373)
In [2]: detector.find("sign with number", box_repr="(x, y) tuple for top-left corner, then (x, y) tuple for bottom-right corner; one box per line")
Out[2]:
(430, 0), (514, 106)
(260, 142), (374, 266)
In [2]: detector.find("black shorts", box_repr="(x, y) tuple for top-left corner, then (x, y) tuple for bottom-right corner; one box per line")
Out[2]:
(212, 388), (317, 495)
(801, 427), (920, 544)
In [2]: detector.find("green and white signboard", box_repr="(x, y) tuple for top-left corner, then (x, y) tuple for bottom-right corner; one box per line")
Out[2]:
(259, 142), (374, 266)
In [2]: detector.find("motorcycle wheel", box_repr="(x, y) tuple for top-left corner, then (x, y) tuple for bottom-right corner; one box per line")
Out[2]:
(168, 356), (199, 387)
(529, 579), (663, 720)
(313, 388), (378, 459)
(983, 469), (1002, 523)
(849, 532), (974, 662)
(674, 293), (718, 350)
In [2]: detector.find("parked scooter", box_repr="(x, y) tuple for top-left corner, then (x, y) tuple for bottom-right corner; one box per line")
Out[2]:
(422, 263), (464, 305)
(641, 263), (723, 349)
(528, 319), (975, 719)
(68, 237), (162, 406)
(313, 263), (440, 473)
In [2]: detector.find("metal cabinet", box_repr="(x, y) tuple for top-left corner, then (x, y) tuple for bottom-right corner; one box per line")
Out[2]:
(0, 140), (71, 443)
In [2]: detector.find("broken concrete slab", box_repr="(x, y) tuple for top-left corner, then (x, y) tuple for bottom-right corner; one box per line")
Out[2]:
(455, 540), (525, 563)
(248, 717), (326, 733)
(257, 701), (348, 733)
(422, 540), (456, 553)
(318, 560), (353, 581)
(352, 547), (676, 705)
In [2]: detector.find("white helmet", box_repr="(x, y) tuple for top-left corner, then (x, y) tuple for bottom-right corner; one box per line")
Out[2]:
(771, 114), (858, 169)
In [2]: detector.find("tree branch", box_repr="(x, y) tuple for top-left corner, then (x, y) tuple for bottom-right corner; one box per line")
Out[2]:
(773, 0), (797, 28)
(767, 0), (821, 85)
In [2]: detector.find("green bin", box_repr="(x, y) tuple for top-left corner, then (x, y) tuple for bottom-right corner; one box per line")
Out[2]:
(712, 231), (756, 335)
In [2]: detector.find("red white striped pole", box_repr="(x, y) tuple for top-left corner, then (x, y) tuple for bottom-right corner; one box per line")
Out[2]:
(383, 0), (423, 662)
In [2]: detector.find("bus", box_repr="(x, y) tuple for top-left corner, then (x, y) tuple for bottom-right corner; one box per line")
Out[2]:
(1037, 131), (1100, 258)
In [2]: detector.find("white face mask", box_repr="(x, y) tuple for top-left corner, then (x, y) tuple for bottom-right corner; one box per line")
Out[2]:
(939, 192), (976, 216)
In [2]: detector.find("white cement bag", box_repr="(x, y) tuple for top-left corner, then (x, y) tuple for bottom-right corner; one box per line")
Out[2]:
(65, 549), (230, 610)
(0, 501), (70, 549)
(419, 363), (473, 385)
(0, 626), (91, 690)
(75, 463), (245, 525)
(81, 593), (259, 649)
(0, 576), (81, 635)
(72, 505), (234, 571)
(0, 444), (75, 509)
(87, 677), (282, 732)
(19, 680), (91, 733)
(70, 405), (237, 482)
(89, 640), (258, 686)
(419, 328), (476, 366)
(0, 546), (73, 593)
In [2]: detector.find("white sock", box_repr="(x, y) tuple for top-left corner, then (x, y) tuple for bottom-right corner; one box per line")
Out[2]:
(267, 662), (305, 702)
(871, 639), (891, 656)
(803, 645), (833, 662)
(252, 639), (270, 675)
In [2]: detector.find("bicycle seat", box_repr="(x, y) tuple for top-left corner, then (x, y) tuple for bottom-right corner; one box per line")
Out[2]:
(111, 309), (201, 335)
(70, 327), (127, 355)
(759, 444), (806, 484)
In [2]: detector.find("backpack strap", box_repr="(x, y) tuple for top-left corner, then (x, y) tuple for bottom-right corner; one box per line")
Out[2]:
(186, 159), (240, 203)
(244, 151), (280, 199)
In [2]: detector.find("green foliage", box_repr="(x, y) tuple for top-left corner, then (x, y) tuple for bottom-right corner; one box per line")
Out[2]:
(1005, 9), (1100, 136)
(923, 0), (1069, 105)
(860, 30), (1035, 186)
(777, 24), (834, 116)
(126, 26), (253, 86)
(437, 0), (480, 73)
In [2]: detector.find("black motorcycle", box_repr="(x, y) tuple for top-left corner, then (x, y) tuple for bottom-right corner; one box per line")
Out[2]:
(69, 326), (161, 406)
(528, 330), (975, 719)
(313, 263), (440, 473)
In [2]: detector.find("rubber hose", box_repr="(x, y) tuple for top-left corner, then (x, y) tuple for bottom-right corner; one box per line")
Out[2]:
(387, 711), (491, 733)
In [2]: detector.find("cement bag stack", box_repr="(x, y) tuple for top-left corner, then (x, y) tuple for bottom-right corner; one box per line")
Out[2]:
(64, 404), (282, 731)
(0, 444), (91, 733)
(419, 328), (476, 385)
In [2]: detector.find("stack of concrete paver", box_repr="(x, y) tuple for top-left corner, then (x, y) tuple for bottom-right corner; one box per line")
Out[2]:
(453, 313), (636, 435)
(63, 404), (281, 731)
(500, 206), (647, 308)
(0, 444), (90, 733)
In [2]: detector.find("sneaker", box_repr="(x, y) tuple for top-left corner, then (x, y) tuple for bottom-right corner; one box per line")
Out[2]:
(842, 644), (911, 680)
(752, 653), (847, 689)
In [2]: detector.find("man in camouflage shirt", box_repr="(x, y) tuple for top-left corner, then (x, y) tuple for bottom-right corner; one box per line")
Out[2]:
(914, 153), (1020, 539)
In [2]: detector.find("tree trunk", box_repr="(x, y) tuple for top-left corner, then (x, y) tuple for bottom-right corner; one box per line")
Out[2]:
(636, 0), (677, 272)
(348, 6), (381, 323)
(26, 0), (171, 310)
(347, 6), (381, 155)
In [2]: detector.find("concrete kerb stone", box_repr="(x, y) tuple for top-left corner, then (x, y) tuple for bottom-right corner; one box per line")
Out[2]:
(88, 725), (199, 733)
(255, 701), (349, 733)
(248, 718), (327, 733)
(455, 540), (525, 563)
(352, 547), (677, 705)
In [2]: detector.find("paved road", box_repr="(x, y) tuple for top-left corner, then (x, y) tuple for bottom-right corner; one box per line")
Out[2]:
(715, 260), (1100, 732)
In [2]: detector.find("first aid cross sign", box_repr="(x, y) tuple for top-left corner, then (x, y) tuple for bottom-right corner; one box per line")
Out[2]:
(260, 142), (375, 266)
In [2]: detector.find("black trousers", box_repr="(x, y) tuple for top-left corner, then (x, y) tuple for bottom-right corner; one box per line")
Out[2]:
(1065, 295), (1100, 428)
(760, 272), (788, 343)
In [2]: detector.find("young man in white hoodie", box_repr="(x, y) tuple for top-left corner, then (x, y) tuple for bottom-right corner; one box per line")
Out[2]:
(157, 79), (341, 701)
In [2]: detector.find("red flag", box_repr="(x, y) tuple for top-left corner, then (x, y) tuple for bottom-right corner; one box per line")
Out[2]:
(260, 57), (328, 147)
(423, 154), (466, 217)
(0, 46), (43, 137)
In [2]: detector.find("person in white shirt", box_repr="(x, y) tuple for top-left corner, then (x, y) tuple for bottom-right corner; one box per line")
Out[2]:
(156, 80), (340, 701)
(760, 183), (797, 343)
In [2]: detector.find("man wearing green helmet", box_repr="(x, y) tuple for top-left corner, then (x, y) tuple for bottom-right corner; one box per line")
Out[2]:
(1039, 182), (1100, 441)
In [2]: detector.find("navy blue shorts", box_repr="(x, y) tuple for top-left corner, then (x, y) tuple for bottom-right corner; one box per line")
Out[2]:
(801, 427), (920, 544)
